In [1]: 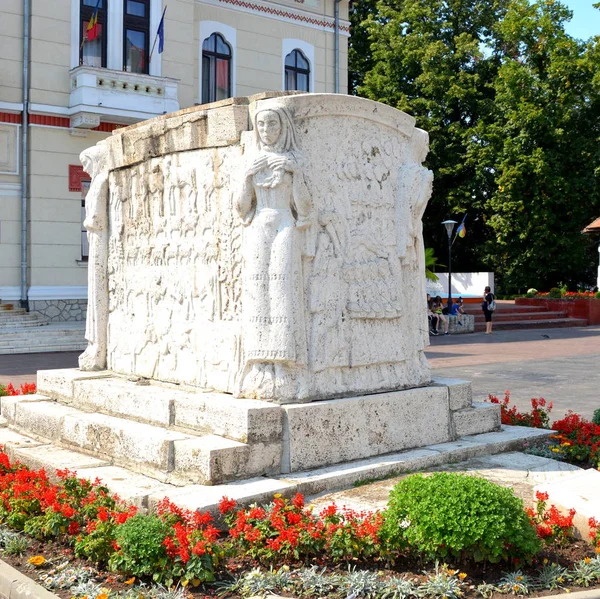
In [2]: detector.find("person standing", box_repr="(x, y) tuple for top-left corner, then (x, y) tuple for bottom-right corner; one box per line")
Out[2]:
(482, 286), (495, 334)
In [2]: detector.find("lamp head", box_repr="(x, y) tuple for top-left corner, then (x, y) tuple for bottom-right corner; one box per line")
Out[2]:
(442, 219), (457, 238)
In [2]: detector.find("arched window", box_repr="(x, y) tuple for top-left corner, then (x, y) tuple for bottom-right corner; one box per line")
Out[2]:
(202, 33), (232, 104)
(285, 49), (310, 92)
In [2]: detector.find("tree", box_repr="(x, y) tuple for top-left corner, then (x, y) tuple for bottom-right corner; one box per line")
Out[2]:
(469, 0), (600, 291)
(351, 0), (600, 292)
(357, 0), (510, 276)
(348, 0), (378, 94)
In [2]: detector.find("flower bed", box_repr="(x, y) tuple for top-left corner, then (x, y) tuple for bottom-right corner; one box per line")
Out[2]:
(488, 391), (600, 468)
(515, 296), (600, 325)
(0, 448), (597, 598)
(0, 381), (599, 598)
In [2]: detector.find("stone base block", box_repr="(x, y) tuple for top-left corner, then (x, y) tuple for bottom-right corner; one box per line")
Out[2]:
(37, 369), (112, 401)
(452, 402), (501, 437)
(535, 469), (600, 541)
(38, 370), (282, 444)
(281, 386), (452, 472)
(431, 377), (473, 410)
(447, 314), (475, 334)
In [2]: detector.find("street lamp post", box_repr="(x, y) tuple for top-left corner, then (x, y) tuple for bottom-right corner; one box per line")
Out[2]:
(442, 220), (457, 311)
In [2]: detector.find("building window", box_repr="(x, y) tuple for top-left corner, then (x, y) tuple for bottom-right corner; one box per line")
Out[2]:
(285, 49), (310, 92)
(201, 33), (232, 104)
(80, 0), (108, 68)
(124, 0), (150, 73)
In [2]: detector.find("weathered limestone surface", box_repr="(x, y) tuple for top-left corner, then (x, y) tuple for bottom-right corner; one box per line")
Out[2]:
(1, 94), (508, 488)
(80, 93), (434, 404)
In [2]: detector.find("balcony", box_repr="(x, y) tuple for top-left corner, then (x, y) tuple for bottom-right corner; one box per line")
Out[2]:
(69, 66), (179, 127)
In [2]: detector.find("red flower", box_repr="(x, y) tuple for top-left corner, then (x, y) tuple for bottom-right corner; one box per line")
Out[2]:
(219, 496), (237, 514)
(291, 492), (305, 509)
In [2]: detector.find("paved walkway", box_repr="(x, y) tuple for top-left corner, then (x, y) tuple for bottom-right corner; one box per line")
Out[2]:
(427, 325), (600, 420)
(1, 325), (599, 420)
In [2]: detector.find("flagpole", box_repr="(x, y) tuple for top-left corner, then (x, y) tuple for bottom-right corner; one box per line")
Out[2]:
(80, 0), (102, 51)
(149, 6), (167, 63)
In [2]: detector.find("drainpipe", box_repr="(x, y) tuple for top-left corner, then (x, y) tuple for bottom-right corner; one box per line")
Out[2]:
(334, 0), (341, 93)
(20, 0), (30, 310)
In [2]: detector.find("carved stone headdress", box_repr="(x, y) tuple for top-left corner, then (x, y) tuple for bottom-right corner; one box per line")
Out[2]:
(80, 141), (108, 180)
(254, 106), (299, 154)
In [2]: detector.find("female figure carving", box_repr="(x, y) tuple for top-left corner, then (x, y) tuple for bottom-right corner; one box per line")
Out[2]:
(79, 142), (109, 371)
(235, 106), (312, 402)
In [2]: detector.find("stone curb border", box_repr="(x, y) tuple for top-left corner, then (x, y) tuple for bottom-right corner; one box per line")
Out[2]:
(538, 592), (600, 599)
(0, 559), (60, 599)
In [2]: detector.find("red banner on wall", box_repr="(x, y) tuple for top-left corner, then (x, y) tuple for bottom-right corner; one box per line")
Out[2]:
(69, 164), (91, 192)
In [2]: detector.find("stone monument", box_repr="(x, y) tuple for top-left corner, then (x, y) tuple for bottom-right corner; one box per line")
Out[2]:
(1, 93), (500, 491)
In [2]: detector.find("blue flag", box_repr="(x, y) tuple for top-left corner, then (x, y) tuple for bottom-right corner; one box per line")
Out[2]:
(157, 7), (166, 54)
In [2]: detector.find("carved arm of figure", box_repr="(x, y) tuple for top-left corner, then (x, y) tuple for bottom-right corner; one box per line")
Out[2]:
(235, 154), (268, 225)
(288, 156), (312, 230)
(83, 171), (109, 232)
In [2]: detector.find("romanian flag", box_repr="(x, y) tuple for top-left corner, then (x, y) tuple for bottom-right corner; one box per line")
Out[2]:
(86, 0), (101, 42)
(457, 222), (466, 238)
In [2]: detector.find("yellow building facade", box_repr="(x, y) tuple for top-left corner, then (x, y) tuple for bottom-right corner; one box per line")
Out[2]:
(0, 0), (349, 319)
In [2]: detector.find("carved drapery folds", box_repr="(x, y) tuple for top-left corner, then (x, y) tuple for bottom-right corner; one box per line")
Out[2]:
(79, 94), (433, 403)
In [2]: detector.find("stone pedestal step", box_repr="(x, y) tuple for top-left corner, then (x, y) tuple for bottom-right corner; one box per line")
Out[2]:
(1, 394), (278, 485)
(38, 369), (284, 443)
(0, 422), (554, 513)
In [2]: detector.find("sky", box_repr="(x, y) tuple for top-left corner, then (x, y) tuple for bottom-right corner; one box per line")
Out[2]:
(562, 0), (600, 40)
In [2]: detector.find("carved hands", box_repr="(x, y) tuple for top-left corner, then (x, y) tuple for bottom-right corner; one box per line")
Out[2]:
(246, 154), (297, 177)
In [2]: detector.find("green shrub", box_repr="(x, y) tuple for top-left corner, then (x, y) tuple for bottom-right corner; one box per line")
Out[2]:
(596, 291), (600, 299)
(593, 408), (600, 426)
(381, 473), (540, 564)
(548, 287), (563, 298)
(108, 515), (171, 582)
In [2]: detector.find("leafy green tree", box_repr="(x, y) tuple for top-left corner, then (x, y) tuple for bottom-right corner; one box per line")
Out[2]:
(470, 0), (600, 291)
(348, 0), (378, 94)
(352, 0), (600, 292)
(358, 0), (510, 275)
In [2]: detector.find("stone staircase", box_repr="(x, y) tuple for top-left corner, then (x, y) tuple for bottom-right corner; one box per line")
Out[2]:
(0, 302), (86, 354)
(463, 301), (588, 332)
(3, 369), (282, 486)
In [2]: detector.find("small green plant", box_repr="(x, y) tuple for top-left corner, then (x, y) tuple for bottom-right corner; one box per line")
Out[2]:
(381, 473), (540, 564)
(475, 582), (498, 598)
(296, 566), (341, 597)
(341, 567), (384, 598)
(4, 535), (29, 556)
(108, 515), (171, 583)
(379, 576), (418, 599)
(593, 408), (600, 426)
(417, 563), (465, 599)
(39, 564), (94, 591)
(536, 562), (570, 591)
(231, 567), (292, 597)
(69, 580), (106, 598)
(497, 570), (532, 594)
(596, 291), (600, 299)
(570, 556), (600, 587)
(548, 287), (563, 298)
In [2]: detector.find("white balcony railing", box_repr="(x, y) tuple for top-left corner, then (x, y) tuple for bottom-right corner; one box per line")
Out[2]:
(69, 66), (179, 127)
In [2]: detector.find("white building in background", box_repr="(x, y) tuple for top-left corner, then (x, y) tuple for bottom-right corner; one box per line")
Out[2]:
(0, 0), (349, 320)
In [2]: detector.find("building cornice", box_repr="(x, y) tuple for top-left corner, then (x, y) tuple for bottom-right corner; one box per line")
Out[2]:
(196, 0), (350, 35)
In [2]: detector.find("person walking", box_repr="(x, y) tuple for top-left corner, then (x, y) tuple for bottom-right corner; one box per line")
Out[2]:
(482, 286), (495, 334)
